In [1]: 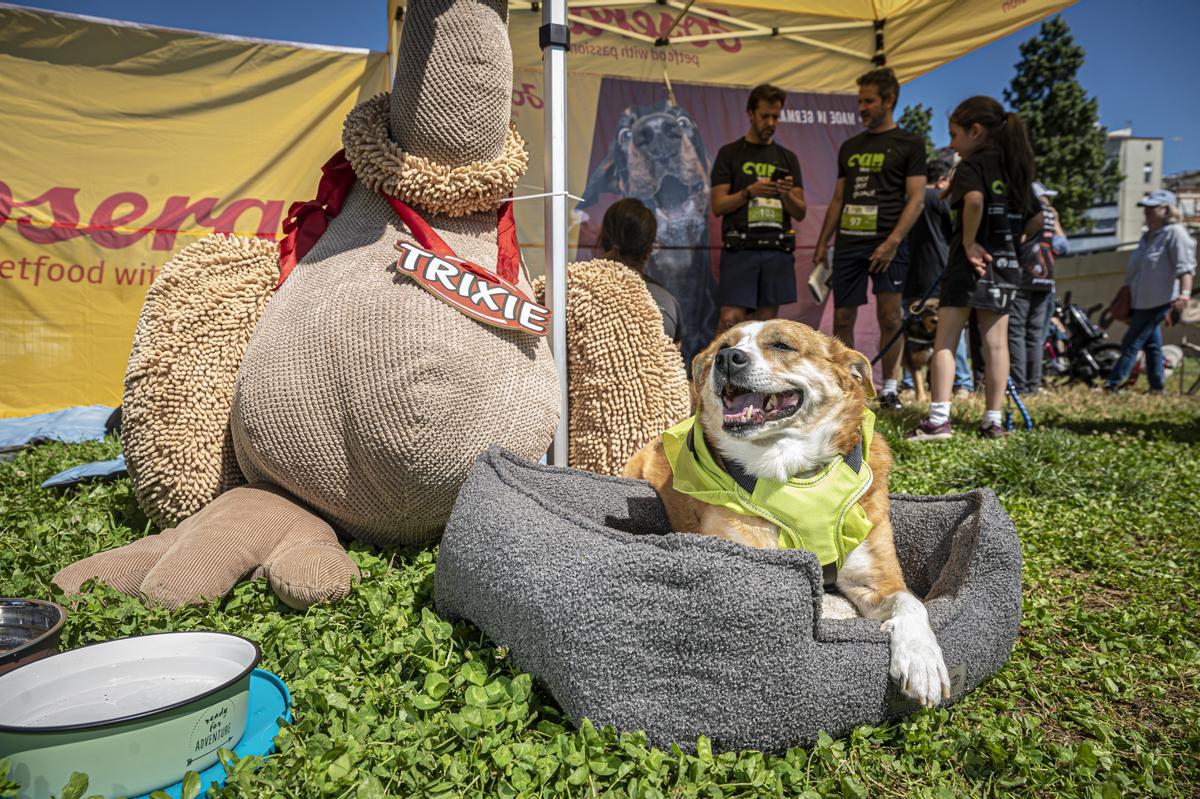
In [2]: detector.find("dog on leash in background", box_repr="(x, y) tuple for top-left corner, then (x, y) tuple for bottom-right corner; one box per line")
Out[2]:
(902, 298), (939, 404)
(625, 319), (951, 707)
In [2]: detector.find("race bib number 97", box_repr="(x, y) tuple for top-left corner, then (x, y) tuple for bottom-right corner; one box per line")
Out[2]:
(840, 204), (878, 234)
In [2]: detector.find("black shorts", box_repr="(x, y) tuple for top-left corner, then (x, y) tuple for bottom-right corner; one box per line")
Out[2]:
(939, 258), (1020, 313)
(717, 248), (797, 310)
(831, 240), (909, 308)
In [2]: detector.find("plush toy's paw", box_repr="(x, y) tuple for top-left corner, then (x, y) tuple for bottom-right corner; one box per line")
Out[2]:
(55, 483), (348, 610)
(123, 235), (279, 528)
(265, 543), (361, 611)
(53, 527), (187, 597)
(882, 616), (951, 708)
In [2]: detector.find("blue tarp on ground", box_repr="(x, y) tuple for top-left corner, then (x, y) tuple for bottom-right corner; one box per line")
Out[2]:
(41, 455), (128, 489)
(0, 405), (115, 452)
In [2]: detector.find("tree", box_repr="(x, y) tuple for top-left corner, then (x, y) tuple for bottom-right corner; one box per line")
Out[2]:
(898, 103), (938, 161)
(1004, 15), (1120, 232)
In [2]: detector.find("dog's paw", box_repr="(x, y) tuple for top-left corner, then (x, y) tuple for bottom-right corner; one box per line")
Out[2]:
(882, 617), (951, 708)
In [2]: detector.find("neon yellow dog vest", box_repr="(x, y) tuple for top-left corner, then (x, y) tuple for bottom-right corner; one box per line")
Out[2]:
(662, 409), (876, 568)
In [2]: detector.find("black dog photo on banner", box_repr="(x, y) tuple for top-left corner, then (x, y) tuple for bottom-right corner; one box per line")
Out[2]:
(576, 77), (859, 362)
(579, 95), (717, 362)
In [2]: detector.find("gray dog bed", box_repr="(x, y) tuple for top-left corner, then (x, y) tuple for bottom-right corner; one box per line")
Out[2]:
(434, 447), (1022, 753)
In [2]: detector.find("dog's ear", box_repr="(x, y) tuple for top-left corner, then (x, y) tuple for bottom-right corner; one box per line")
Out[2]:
(673, 106), (711, 170)
(580, 145), (623, 209)
(690, 335), (723, 394)
(837, 349), (875, 398)
(580, 122), (632, 210)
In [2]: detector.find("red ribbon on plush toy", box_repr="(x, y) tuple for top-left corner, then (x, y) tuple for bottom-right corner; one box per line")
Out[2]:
(277, 150), (355, 288)
(277, 149), (520, 289)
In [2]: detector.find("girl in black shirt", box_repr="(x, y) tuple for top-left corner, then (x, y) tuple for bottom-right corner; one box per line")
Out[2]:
(598, 198), (685, 346)
(908, 96), (1042, 441)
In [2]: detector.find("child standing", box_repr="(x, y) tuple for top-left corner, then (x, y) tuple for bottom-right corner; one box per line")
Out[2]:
(907, 97), (1042, 440)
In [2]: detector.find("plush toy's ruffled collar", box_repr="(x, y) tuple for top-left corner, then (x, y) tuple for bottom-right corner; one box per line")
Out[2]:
(342, 93), (528, 218)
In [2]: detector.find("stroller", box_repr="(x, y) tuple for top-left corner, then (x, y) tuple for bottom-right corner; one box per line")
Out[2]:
(1043, 291), (1121, 387)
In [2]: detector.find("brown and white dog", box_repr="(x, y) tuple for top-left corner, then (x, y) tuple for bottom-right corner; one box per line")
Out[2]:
(624, 319), (950, 707)
(902, 298), (939, 405)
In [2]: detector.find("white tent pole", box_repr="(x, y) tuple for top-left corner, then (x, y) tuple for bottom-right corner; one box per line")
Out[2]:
(542, 0), (570, 467)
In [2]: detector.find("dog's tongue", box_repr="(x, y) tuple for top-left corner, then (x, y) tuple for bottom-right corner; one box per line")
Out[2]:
(723, 390), (802, 424)
(723, 392), (765, 416)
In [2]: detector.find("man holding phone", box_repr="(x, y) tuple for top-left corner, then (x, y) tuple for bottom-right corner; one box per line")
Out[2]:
(813, 67), (926, 410)
(711, 84), (806, 333)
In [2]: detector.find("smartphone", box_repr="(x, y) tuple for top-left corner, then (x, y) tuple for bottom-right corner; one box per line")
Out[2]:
(773, 167), (791, 183)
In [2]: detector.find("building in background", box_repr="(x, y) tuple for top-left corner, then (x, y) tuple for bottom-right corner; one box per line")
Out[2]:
(1164, 169), (1200, 233)
(1071, 128), (1163, 252)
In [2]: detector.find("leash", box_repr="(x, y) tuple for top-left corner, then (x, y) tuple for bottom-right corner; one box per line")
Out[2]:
(1004, 377), (1034, 432)
(863, 253), (1038, 433)
(869, 258), (948, 367)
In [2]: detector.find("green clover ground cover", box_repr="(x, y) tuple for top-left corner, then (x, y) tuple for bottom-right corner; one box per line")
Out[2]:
(2, 389), (1197, 798)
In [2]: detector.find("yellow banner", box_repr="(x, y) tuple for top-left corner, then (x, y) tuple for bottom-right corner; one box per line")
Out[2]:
(0, 7), (388, 417)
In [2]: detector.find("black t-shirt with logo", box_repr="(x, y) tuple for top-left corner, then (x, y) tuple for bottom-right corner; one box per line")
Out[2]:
(1018, 201), (1057, 291)
(904, 186), (952, 300)
(711, 139), (803, 236)
(944, 148), (1038, 311)
(835, 128), (926, 249)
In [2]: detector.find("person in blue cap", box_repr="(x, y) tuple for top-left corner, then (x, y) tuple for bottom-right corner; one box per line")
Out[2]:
(1105, 189), (1196, 393)
(1008, 180), (1068, 394)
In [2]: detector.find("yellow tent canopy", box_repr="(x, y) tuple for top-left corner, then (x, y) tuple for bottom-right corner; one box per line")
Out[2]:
(499, 0), (1075, 91)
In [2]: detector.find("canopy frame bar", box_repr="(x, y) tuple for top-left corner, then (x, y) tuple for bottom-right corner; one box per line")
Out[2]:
(564, 12), (658, 42)
(665, 1), (874, 34)
(511, 1), (877, 60)
(660, 0), (697, 43)
(540, 0), (570, 466)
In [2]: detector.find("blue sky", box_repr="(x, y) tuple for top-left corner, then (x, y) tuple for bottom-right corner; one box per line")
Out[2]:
(903, 0), (1197, 174)
(14, 0), (1199, 173)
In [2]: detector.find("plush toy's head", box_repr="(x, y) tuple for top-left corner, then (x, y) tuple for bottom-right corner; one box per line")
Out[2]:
(390, 0), (512, 166)
(342, 0), (526, 220)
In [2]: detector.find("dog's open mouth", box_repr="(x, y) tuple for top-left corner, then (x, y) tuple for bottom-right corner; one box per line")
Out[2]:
(721, 387), (802, 427)
(655, 175), (691, 210)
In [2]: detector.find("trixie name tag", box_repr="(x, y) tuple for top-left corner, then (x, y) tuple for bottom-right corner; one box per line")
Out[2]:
(395, 240), (551, 336)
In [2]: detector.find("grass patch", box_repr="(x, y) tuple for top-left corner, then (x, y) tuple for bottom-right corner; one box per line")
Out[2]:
(2, 388), (1198, 798)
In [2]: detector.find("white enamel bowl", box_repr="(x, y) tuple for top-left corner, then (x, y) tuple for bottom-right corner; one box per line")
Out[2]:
(0, 632), (260, 799)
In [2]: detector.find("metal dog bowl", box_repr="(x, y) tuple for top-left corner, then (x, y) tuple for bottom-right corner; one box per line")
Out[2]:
(0, 631), (260, 799)
(0, 600), (66, 677)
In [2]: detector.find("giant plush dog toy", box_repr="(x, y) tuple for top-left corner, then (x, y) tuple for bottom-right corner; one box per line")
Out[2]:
(54, 0), (585, 610)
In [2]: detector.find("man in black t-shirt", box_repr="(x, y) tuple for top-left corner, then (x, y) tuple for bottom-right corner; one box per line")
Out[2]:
(813, 68), (926, 411)
(710, 84), (806, 334)
(904, 159), (953, 302)
(903, 159), (975, 395)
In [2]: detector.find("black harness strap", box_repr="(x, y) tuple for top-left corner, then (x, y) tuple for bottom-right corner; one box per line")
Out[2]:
(823, 564), (839, 591)
(842, 438), (864, 474)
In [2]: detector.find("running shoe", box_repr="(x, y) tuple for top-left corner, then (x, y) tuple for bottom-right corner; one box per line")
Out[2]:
(873, 391), (902, 410)
(980, 423), (1009, 439)
(906, 419), (952, 441)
